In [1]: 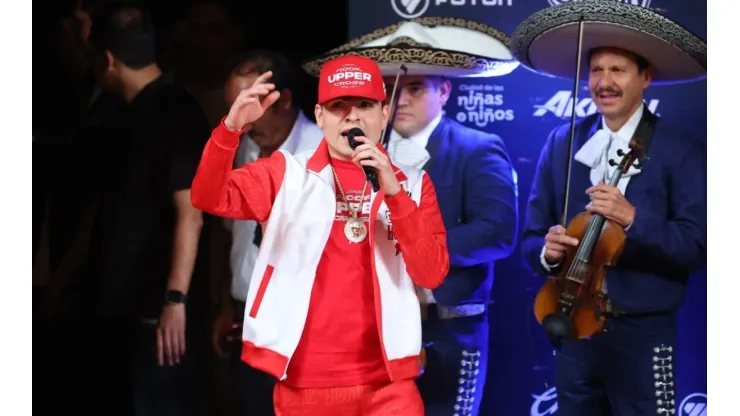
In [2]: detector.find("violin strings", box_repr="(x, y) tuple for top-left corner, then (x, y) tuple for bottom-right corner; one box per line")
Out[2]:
(560, 158), (628, 310)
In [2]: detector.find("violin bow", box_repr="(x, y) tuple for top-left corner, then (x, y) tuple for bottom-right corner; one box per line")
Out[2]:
(561, 17), (586, 226)
(380, 64), (408, 149)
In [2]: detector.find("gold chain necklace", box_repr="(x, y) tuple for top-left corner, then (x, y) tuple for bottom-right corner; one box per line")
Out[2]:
(332, 167), (369, 244)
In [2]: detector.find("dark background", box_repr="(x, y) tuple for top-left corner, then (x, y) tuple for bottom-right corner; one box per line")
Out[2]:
(32, 0), (351, 125)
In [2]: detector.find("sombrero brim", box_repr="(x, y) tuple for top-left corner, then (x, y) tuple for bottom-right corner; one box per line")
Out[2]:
(302, 46), (520, 78)
(302, 17), (520, 79)
(510, 0), (706, 85)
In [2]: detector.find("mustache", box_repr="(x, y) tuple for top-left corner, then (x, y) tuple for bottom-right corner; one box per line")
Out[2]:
(595, 87), (622, 96)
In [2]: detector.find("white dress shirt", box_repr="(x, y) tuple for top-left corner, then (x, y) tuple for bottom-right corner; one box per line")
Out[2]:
(225, 110), (324, 301)
(386, 112), (441, 169)
(540, 104), (646, 293)
(386, 112), (443, 303)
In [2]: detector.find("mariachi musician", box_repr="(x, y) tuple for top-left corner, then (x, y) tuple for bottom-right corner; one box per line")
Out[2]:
(513, 1), (707, 415)
(302, 17), (520, 416)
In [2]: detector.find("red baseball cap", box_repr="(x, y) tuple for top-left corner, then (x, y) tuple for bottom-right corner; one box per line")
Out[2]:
(317, 55), (386, 105)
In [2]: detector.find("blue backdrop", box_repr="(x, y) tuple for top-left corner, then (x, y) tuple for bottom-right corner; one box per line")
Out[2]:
(348, 1), (707, 415)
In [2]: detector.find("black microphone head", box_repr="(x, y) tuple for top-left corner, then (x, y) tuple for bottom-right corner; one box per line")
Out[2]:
(345, 127), (365, 139)
(343, 127), (366, 150)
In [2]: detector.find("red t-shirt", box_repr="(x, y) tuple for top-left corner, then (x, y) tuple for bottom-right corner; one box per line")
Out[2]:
(285, 158), (389, 388)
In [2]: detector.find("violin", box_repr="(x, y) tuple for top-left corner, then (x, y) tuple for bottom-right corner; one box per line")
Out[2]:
(534, 137), (646, 341)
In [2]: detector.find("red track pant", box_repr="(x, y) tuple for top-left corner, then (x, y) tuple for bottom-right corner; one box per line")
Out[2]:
(273, 379), (424, 416)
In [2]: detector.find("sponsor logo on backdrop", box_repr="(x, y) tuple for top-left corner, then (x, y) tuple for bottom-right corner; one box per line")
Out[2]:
(547, 0), (651, 7)
(391, 0), (430, 19)
(678, 392), (707, 416)
(532, 90), (660, 118)
(531, 387), (558, 416)
(391, 0), (513, 19)
(455, 83), (515, 128)
(530, 388), (706, 416)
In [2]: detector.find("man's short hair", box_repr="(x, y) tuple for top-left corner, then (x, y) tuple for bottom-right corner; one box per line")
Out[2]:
(230, 50), (300, 108)
(88, 1), (157, 69)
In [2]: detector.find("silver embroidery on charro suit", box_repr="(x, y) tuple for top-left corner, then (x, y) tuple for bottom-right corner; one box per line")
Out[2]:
(653, 344), (676, 414)
(453, 350), (480, 416)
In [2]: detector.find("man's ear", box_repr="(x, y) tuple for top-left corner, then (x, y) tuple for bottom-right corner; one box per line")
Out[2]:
(314, 104), (323, 129)
(277, 89), (293, 111)
(439, 78), (452, 106)
(381, 103), (390, 130)
(642, 66), (653, 90)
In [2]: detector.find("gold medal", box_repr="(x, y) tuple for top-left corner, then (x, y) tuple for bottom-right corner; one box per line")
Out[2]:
(344, 218), (368, 243)
(332, 167), (369, 244)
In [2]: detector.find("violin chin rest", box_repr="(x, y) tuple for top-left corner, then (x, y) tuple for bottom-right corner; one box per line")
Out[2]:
(542, 313), (574, 341)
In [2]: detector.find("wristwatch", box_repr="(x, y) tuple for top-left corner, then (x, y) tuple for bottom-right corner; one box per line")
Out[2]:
(164, 290), (188, 305)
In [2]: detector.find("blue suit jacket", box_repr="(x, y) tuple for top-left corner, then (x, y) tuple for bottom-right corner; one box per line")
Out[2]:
(521, 112), (707, 313)
(424, 116), (518, 306)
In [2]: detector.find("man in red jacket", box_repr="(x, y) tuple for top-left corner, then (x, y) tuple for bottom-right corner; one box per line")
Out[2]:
(190, 55), (449, 415)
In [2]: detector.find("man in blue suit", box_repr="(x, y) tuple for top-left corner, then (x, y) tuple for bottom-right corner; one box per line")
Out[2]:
(512, 3), (707, 415)
(301, 19), (520, 415)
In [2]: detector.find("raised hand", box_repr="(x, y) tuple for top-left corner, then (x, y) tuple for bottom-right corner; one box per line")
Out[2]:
(543, 224), (579, 265)
(585, 182), (636, 228)
(350, 135), (402, 196)
(224, 71), (281, 131)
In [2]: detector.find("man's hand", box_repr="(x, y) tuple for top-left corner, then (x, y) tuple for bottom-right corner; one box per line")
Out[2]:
(212, 303), (234, 359)
(585, 182), (636, 228)
(157, 303), (186, 366)
(350, 136), (401, 196)
(544, 225), (579, 264)
(224, 71), (281, 131)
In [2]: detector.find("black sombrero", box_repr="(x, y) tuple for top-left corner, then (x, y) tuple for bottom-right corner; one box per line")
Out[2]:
(510, 0), (706, 85)
(302, 17), (519, 79)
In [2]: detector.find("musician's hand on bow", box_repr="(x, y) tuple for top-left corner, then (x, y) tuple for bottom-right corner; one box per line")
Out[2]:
(224, 71), (281, 131)
(544, 225), (579, 264)
(585, 182), (636, 228)
(350, 136), (402, 196)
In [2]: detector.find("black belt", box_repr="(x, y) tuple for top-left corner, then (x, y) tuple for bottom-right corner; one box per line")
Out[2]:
(420, 303), (486, 321)
(602, 302), (672, 319)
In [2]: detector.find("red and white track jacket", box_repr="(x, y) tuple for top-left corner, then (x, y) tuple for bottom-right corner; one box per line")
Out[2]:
(191, 121), (449, 382)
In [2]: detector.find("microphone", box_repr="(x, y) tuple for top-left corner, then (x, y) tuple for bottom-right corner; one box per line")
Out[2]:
(343, 127), (380, 192)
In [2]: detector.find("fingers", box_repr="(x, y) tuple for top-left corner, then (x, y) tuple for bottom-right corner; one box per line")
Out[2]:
(548, 225), (566, 235)
(591, 190), (619, 203)
(586, 204), (614, 219)
(587, 198), (619, 216)
(253, 70), (274, 86)
(178, 328), (186, 359)
(211, 327), (226, 358)
(235, 83), (276, 106)
(585, 182), (607, 194)
(262, 90), (281, 109)
(586, 182), (623, 197)
(166, 328), (176, 365)
(546, 225), (577, 245)
(156, 329), (165, 366)
(359, 159), (380, 169)
(545, 247), (566, 261)
(545, 230), (579, 247)
(353, 136), (374, 145)
(544, 225), (576, 255)
(352, 146), (379, 161)
(350, 140), (381, 156)
(157, 326), (186, 366)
